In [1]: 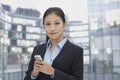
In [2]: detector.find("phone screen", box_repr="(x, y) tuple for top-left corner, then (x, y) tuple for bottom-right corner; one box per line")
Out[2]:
(34, 55), (42, 61)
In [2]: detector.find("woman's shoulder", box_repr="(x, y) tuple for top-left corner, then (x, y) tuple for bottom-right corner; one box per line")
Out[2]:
(72, 44), (83, 54)
(67, 40), (83, 50)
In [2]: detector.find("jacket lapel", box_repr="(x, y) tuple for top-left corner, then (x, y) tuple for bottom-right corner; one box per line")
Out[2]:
(38, 43), (47, 60)
(52, 40), (73, 67)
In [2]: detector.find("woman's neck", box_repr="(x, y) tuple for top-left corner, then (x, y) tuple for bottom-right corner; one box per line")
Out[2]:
(50, 36), (64, 47)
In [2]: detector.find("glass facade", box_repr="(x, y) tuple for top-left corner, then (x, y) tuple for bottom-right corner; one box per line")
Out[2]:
(87, 0), (120, 80)
(0, 4), (43, 80)
(0, 6), (7, 79)
(68, 23), (89, 63)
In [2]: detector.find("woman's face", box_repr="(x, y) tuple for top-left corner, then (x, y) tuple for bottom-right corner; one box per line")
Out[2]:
(44, 13), (66, 41)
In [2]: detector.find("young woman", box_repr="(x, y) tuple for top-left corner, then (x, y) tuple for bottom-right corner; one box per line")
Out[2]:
(24, 7), (83, 80)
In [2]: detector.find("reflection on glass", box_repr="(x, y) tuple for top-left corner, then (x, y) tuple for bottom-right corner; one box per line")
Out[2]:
(3, 31), (8, 38)
(17, 40), (37, 47)
(11, 47), (22, 53)
(106, 9), (120, 26)
(113, 51), (120, 67)
(26, 34), (40, 40)
(112, 35), (120, 50)
(4, 38), (10, 45)
(84, 56), (89, 64)
(69, 25), (88, 31)
(16, 32), (22, 39)
(90, 22), (98, 30)
(84, 50), (89, 55)
(26, 40), (36, 47)
(5, 23), (11, 30)
(7, 54), (20, 64)
(27, 47), (34, 53)
(17, 25), (22, 31)
(93, 48), (99, 54)
(17, 39), (26, 46)
(26, 26), (40, 33)
(106, 48), (112, 54)
(95, 37), (103, 49)
(4, 14), (11, 23)
(69, 31), (88, 37)
(13, 17), (36, 26)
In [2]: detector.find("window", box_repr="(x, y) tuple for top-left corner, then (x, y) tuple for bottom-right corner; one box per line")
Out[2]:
(26, 26), (40, 33)
(11, 40), (17, 45)
(12, 24), (17, 30)
(17, 25), (22, 31)
(69, 31), (89, 37)
(11, 47), (22, 53)
(106, 9), (120, 26)
(26, 33), (40, 40)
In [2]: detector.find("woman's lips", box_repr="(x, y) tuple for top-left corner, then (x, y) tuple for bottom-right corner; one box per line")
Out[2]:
(50, 32), (57, 34)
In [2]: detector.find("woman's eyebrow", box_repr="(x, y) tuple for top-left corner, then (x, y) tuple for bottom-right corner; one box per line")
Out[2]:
(54, 20), (61, 22)
(44, 21), (50, 23)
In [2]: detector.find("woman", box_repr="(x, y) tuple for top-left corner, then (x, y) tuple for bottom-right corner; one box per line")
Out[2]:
(24, 7), (83, 80)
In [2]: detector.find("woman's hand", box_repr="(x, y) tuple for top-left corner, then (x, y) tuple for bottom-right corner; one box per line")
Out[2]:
(39, 61), (55, 76)
(32, 60), (41, 77)
(32, 61), (55, 77)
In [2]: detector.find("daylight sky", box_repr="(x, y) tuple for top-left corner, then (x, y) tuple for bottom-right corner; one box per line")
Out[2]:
(0, 0), (88, 22)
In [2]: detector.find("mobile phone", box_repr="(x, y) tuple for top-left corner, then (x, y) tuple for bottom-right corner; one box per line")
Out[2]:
(34, 55), (42, 61)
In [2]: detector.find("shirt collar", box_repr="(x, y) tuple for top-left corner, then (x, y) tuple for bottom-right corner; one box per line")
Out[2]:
(46, 38), (67, 49)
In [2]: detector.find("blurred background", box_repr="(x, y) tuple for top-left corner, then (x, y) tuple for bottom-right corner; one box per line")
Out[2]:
(0, 0), (120, 80)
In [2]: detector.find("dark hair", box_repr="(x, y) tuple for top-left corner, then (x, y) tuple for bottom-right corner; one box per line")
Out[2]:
(43, 7), (66, 42)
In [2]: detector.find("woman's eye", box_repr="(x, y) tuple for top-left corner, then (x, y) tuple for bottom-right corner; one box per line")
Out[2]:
(55, 22), (60, 25)
(46, 23), (50, 26)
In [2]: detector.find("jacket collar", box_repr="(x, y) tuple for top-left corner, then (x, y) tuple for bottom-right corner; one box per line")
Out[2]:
(39, 39), (73, 66)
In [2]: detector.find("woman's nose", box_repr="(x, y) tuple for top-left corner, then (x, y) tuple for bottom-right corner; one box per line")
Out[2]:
(51, 25), (55, 30)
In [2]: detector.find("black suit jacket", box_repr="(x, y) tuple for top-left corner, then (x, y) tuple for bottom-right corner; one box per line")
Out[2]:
(24, 40), (83, 80)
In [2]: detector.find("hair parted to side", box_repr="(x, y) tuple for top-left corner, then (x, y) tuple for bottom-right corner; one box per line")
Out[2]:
(43, 7), (66, 42)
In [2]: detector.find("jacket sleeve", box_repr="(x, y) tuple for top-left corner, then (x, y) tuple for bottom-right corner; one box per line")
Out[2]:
(53, 47), (83, 80)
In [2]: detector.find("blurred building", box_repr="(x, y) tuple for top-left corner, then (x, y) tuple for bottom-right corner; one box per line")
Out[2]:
(87, 0), (120, 80)
(0, 4), (44, 80)
(67, 21), (90, 73)
(0, 4), (89, 80)
(15, 7), (40, 17)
